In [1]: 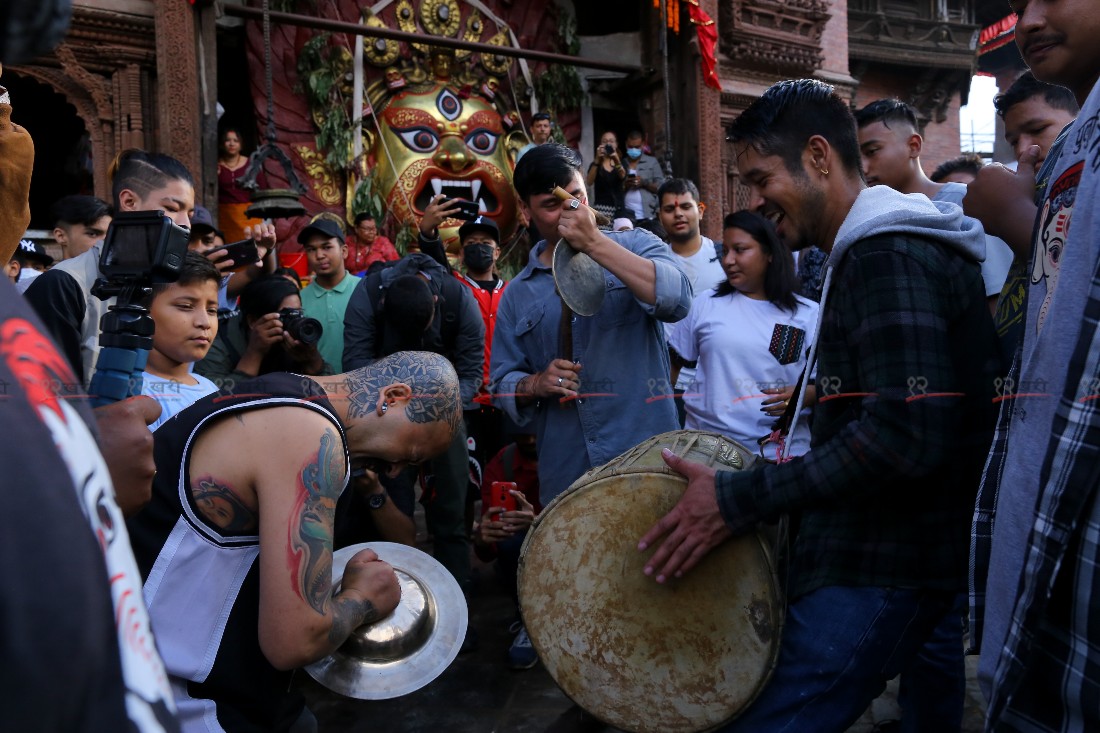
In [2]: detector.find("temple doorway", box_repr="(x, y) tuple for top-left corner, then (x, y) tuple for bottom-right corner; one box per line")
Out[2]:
(6, 71), (94, 230)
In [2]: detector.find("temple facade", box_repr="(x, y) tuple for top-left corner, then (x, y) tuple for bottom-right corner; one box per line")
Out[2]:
(10, 0), (1013, 242)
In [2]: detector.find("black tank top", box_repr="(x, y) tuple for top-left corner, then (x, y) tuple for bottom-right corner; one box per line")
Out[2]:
(128, 372), (349, 732)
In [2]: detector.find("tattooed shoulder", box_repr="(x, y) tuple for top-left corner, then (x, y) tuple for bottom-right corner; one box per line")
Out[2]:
(191, 475), (259, 533)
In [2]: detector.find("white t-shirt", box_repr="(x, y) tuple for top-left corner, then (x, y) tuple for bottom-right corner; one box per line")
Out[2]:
(142, 370), (219, 431)
(666, 237), (726, 390)
(669, 290), (819, 456)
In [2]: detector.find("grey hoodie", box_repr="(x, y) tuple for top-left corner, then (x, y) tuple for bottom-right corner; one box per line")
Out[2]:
(784, 185), (989, 454)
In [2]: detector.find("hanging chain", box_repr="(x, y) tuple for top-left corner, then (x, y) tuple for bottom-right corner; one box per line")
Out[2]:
(263, 0), (276, 144)
(661, 0), (674, 177)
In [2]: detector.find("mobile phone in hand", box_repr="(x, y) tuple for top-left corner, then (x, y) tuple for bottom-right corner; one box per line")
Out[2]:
(209, 238), (261, 269)
(490, 481), (519, 513)
(441, 197), (481, 221)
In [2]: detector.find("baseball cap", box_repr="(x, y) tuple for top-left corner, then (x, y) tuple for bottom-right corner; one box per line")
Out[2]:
(296, 216), (345, 244)
(458, 216), (499, 244)
(16, 239), (53, 266)
(190, 205), (215, 235)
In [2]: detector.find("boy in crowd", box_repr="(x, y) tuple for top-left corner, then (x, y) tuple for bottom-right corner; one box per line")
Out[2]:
(930, 152), (985, 184)
(6, 238), (52, 293)
(299, 216), (359, 373)
(50, 194), (111, 259)
(141, 252), (221, 430)
(475, 427), (539, 669)
(856, 98), (1014, 313)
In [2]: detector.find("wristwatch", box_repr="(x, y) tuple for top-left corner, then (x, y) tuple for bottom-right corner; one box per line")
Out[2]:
(368, 491), (388, 510)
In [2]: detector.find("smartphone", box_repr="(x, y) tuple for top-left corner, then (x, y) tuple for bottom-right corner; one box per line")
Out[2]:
(441, 197), (481, 222)
(627, 172), (637, 178)
(209, 239), (261, 269)
(489, 481), (519, 513)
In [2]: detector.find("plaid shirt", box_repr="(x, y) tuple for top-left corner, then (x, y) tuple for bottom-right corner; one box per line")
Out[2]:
(717, 233), (999, 601)
(970, 110), (1100, 729)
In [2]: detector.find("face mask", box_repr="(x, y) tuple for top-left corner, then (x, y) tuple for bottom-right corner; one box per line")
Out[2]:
(626, 147), (643, 160)
(463, 243), (495, 272)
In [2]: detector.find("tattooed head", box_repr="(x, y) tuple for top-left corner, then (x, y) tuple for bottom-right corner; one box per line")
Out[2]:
(344, 351), (462, 432)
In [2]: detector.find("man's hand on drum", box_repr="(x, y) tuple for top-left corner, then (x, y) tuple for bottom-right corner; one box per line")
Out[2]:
(475, 491), (536, 545)
(524, 359), (581, 400)
(637, 449), (732, 583)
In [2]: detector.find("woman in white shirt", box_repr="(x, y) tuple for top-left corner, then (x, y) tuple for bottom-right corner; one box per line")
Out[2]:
(670, 210), (819, 457)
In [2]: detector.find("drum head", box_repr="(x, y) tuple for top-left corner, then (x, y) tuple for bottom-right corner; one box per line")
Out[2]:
(518, 431), (781, 733)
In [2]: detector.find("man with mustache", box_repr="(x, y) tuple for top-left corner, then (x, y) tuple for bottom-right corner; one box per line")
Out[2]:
(969, 0), (1100, 729)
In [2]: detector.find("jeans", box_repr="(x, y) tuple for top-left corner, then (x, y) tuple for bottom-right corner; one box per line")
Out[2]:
(720, 585), (956, 733)
(896, 593), (966, 733)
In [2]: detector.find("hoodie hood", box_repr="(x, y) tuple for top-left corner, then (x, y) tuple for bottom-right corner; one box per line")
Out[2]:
(379, 252), (449, 291)
(781, 184), (987, 461)
(829, 185), (987, 270)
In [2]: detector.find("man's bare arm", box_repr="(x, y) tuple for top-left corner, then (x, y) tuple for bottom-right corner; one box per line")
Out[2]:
(255, 410), (399, 670)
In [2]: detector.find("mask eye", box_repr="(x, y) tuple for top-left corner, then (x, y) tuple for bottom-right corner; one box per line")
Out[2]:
(465, 128), (498, 155)
(396, 127), (439, 153)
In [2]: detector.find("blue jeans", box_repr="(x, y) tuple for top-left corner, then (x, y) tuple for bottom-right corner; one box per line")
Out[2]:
(896, 593), (966, 733)
(720, 585), (956, 733)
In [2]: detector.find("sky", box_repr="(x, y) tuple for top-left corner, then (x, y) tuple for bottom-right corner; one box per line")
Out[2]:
(959, 74), (1000, 156)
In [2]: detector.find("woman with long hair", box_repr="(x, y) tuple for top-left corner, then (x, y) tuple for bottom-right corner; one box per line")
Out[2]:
(669, 210), (819, 456)
(216, 126), (264, 242)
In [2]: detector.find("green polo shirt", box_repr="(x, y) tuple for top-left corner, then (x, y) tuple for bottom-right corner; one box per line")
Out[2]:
(300, 272), (360, 372)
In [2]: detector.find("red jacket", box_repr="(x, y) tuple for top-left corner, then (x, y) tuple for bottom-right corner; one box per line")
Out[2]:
(455, 272), (507, 402)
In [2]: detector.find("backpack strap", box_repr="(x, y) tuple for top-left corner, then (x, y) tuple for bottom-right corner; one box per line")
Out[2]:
(437, 274), (465, 351)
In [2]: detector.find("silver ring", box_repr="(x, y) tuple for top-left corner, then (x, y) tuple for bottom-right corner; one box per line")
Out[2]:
(557, 376), (564, 386)
(568, 199), (581, 210)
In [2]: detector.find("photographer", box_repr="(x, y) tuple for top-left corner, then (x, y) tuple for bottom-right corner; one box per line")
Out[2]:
(585, 130), (626, 220)
(195, 275), (333, 389)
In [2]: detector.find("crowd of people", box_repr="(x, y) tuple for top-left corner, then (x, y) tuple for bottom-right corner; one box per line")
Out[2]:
(3, 1), (1100, 731)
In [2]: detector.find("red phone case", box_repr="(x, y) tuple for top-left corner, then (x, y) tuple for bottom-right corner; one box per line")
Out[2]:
(490, 481), (518, 513)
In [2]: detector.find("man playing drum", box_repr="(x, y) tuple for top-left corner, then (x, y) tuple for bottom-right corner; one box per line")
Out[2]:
(127, 352), (462, 733)
(490, 143), (693, 504)
(640, 79), (1000, 731)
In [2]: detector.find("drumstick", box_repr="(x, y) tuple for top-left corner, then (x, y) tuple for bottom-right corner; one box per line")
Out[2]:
(550, 186), (612, 227)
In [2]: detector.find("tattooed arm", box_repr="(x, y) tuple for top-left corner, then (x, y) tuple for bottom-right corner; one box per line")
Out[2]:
(253, 408), (401, 670)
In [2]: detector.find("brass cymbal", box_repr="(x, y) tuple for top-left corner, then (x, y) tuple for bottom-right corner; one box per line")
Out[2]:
(552, 237), (605, 317)
(304, 542), (467, 700)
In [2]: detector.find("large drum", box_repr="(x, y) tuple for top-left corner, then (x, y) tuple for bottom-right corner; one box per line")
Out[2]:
(518, 430), (783, 733)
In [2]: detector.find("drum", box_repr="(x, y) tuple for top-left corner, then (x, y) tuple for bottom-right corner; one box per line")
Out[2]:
(518, 430), (783, 733)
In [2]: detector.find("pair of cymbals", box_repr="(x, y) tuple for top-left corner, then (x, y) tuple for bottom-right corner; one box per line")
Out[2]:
(304, 542), (467, 700)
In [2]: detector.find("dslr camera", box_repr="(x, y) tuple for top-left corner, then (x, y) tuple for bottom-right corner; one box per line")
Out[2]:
(279, 308), (323, 345)
(603, 144), (615, 156)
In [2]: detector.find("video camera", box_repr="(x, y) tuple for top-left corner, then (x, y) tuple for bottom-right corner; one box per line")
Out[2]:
(89, 211), (190, 406)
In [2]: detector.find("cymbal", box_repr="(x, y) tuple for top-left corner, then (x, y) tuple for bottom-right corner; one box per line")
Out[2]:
(552, 237), (605, 316)
(304, 542), (467, 700)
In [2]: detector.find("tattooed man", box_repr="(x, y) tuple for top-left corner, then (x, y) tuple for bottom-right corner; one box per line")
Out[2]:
(127, 352), (461, 733)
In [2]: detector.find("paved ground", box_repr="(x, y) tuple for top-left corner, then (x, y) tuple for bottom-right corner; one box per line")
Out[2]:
(297, 515), (988, 732)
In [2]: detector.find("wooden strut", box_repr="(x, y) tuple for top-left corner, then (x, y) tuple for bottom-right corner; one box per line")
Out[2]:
(220, 3), (647, 75)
